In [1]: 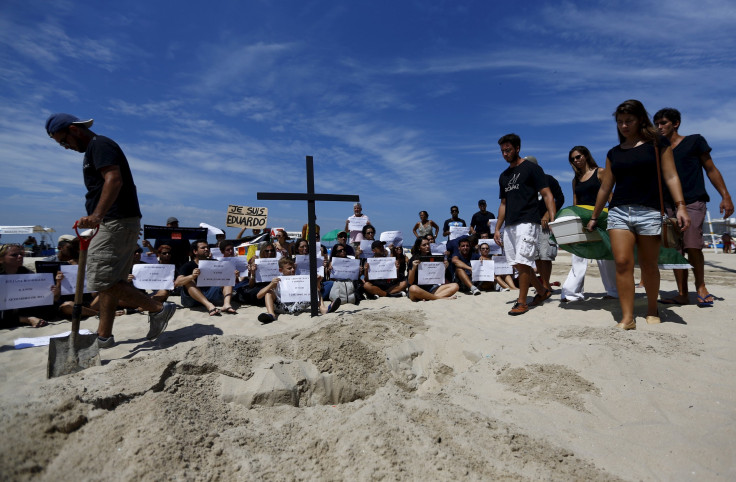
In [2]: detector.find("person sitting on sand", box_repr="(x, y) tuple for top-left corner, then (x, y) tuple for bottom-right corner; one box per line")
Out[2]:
(363, 241), (408, 298)
(256, 257), (340, 323)
(235, 243), (277, 307)
(332, 231), (355, 257)
(407, 237), (459, 301)
(175, 240), (238, 316)
(0, 243), (51, 328)
(452, 238), (482, 296)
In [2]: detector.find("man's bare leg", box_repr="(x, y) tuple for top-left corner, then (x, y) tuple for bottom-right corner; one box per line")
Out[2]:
(97, 281), (163, 337)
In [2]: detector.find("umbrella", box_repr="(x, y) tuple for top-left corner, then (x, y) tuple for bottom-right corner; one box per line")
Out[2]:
(321, 229), (342, 242)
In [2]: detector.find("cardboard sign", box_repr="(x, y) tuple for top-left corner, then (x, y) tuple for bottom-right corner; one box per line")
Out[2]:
(60, 264), (91, 295)
(279, 275), (312, 303)
(196, 260), (236, 287)
(330, 257), (361, 280)
(255, 258), (280, 283)
(226, 205), (268, 229)
(417, 261), (445, 285)
(471, 259), (495, 282)
(132, 264), (175, 290)
(493, 255), (513, 275)
(366, 257), (397, 280)
(294, 255), (325, 277)
(0, 273), (54, 310)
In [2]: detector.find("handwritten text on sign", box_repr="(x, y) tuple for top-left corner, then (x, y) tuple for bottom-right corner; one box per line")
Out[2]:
(226, 205), (268, 229)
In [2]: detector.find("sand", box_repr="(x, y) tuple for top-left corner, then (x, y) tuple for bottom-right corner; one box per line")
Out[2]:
(1, 250), (734, 481)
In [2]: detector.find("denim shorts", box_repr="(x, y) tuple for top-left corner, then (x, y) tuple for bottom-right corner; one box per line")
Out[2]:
(607, 205), (661, 236)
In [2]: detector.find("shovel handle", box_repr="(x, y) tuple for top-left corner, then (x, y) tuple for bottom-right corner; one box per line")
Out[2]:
(74, 221), (99, 251)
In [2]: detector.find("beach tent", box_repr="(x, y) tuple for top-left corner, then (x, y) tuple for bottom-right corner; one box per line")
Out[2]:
(0, 225), (55, 235)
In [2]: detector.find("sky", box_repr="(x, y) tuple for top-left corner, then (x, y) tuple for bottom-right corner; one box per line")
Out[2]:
(1, 0), (735, 246)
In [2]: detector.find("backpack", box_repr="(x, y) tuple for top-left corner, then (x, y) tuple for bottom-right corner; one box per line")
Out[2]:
(329, 280), (359, 305)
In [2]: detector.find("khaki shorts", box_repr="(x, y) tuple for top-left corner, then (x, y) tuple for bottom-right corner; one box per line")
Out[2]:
(536, 229), (558, 261)
(87, 217), (141, 291)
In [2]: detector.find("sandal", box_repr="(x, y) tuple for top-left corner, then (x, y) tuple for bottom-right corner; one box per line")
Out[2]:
(696, 294), (714, 308)
(208, 307), (222, 316)
(258, 313), (276, 324)
(326, 297), (341, 314)
(221, 307), (237, 314)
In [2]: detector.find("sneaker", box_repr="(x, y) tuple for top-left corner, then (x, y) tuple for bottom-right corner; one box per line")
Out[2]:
(258, 313), (276, 324)
(508, 302), (529, 316)
(97, 335), (115, 349)
(147, 302), (176, 340)
(470, 286), (481, 296)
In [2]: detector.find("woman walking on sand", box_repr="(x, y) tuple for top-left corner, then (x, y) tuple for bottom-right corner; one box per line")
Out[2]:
(587, 100), (690, 330)
(561, 146), (618, 302)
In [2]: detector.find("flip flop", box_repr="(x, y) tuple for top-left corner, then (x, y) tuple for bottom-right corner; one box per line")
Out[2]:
(221, 307), (237, 314)
(697, 294), (714, 308)
(258, 313), (276, 324)
(327, 297), (341, 314)
(658, 297), (688, 305)
(209, 307), (222, 316)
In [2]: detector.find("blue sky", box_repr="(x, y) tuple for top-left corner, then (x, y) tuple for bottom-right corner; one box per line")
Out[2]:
(2, 0), (735, 245)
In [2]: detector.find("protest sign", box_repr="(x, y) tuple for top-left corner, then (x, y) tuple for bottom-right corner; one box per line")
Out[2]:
(430, 242), (446, 255)
(196, 260), (236, 287)
(329, 257), (361, 280)
(359, 240), (373, 258)
(478, 239), (502, 255)
(0, 273), (54, 310)
(294, 255), (325, 277)
(366, 257), (397, 280)
(418, 261), (445, 285)
(60, 264), (90, 295)
(347, 215), (368, 232)
(131, 264), (175, 290)
(471, 259), (495, 282)
(379, 230), (403, 247)
(140, 252), (159, 264)
(220, 256), (248, 274)
(279, 275), (312, 303)
(226, 205), (268, 229)
(255, 258), (280, 283)
(449, 226), (471, 240)
(493, 256), (513, 275)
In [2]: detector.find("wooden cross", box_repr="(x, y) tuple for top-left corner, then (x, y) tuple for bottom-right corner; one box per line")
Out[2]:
(258, 156), (360, 317)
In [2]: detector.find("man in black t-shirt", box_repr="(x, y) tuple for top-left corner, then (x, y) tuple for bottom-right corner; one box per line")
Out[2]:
(470, 199), (495, 238)
(175, 239), (238, 315)
(47, 113), (175, 347)
(493, 134), (557, 316)
(654, 108), (734, 307)
(442, 206), (467, 239)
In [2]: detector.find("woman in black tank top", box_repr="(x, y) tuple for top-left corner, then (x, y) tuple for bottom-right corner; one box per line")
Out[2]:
(561, 146), (619, 304)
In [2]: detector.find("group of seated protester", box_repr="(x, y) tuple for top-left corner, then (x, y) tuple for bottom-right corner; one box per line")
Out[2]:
(2, 225), (523, 330)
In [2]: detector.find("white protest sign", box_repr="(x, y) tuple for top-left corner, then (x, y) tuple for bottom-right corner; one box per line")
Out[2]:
(366, 257), (397, 280)
(294, 255), (325, 277)
(493, 255), (513, 275)
(196, 260), (235, 287)
(418, 261), (445, 285)
(488, 219), (498, 233)
(359, 240), (373, 258)
(255, 258), (280, 283)
(449, 225), (471, 240)
(379, 230), (403, 247)
(0, 274), (54, 310)
(348, 215), (368, 231)
(330, 257), (361, 280)
(60, 264), (91, 295)
(132, 264), (175, 290)
(226, 205), (268, 229)
(210, 247), (223, 259)
(140, 252), (158, 264)
(220, 256), (248, 275)
(478, 239), (502, 255)
(471, 260), (495, 282)
(430, 242), (446, 255)
(279, 275), (312, 303)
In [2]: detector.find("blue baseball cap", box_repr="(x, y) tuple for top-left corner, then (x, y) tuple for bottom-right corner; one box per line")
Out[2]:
(45, 113), (93, 136)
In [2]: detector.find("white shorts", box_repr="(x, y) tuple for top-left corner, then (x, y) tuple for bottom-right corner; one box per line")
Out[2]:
(503, 223), (539, 268)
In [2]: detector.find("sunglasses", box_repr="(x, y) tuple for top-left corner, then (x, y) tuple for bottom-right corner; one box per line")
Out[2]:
(571, 154), (583, 161)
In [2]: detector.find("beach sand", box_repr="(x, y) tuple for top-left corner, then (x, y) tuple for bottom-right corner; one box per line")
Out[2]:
(1, 250), (734, 480)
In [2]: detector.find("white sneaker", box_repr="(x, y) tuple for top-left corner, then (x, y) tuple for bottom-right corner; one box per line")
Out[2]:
(470, 286), (481, 296)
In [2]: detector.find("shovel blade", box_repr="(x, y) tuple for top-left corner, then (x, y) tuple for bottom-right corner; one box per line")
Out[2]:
(47, 333), (101, 378)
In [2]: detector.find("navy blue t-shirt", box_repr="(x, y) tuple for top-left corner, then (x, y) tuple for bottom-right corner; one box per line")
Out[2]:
(83, 136), (142, 219)
(670, 134), (711, 204)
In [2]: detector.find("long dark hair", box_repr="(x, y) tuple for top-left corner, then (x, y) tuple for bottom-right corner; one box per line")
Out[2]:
(568, 146), (598, 178)
(613, 99), (658, 144)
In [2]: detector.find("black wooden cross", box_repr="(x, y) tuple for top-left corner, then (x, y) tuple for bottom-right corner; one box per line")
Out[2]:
(258, 156), (359, 317)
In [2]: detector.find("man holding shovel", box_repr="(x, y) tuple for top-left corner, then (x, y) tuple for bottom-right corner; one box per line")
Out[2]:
(46, 113), (176, 348)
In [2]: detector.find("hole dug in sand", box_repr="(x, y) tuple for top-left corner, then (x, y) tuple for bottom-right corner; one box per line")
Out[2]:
(219, 310), (430, 408)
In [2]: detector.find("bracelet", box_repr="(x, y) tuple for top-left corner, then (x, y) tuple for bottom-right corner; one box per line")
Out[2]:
(590, 217), (597, 221)
(675, 201), (686, 207)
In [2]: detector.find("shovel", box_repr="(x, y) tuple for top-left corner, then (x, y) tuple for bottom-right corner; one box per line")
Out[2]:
(47, 222), (101, 378)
